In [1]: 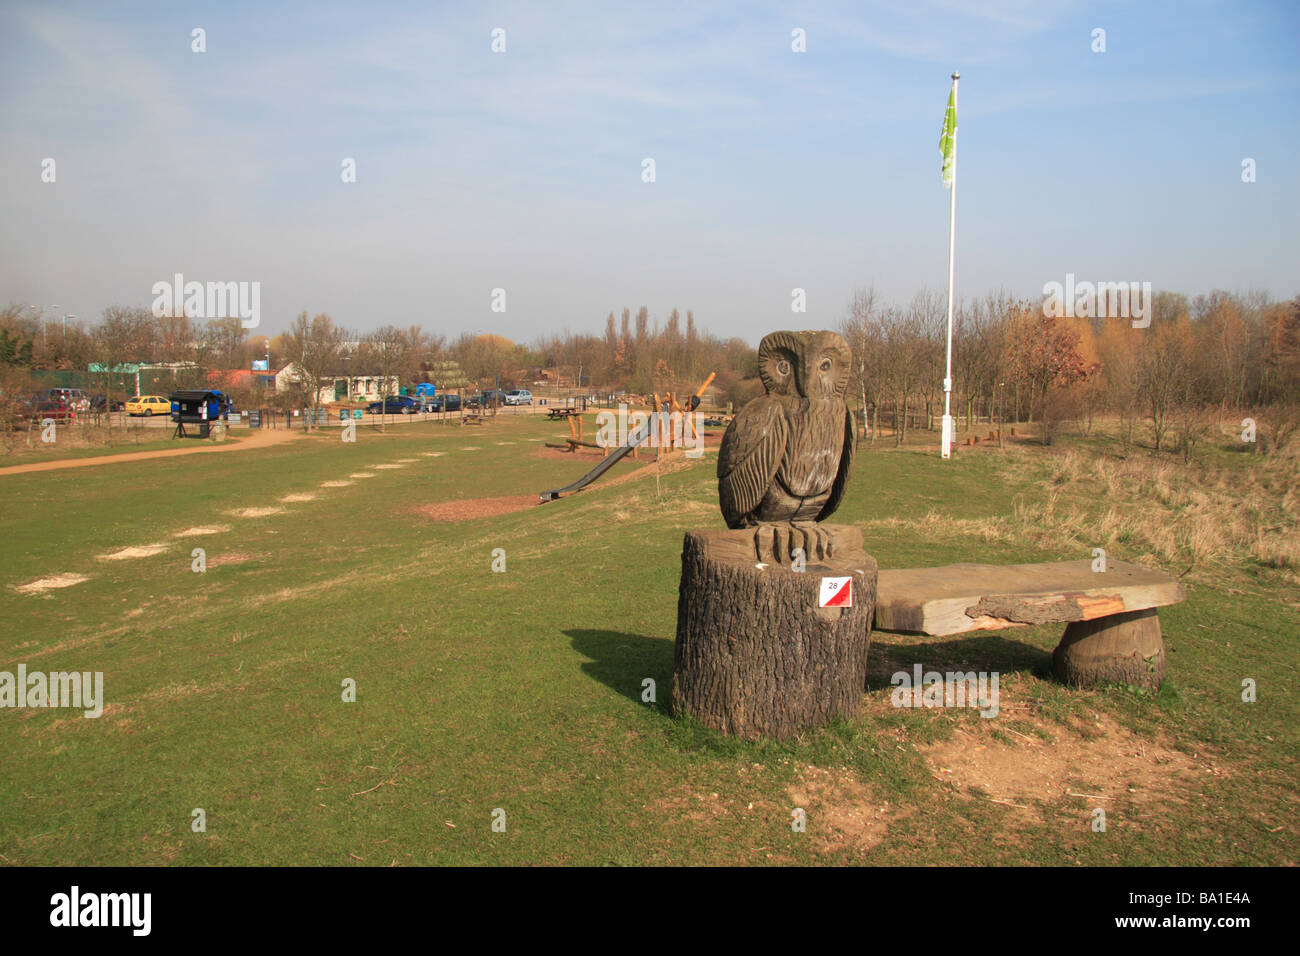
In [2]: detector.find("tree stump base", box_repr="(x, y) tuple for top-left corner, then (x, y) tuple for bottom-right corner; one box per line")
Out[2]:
(1052, 607), (1165, 690)
(669, 524), (877, 740)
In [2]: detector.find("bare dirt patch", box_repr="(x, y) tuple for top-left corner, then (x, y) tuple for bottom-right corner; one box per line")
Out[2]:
(320, 481), (353, 488)
(14, 573), (90, 595)
(920, 710), (1205, 816)
(459, 446), (482, 451)
(172, 526), (229, 537)
(348, 473), (376, 479)
(230, 507), (284, 518)
(420, 452), (445, 458)
(98, 544), (169, 561)
(416, 495), (543, 522)
(786, 763), (902, 854)
(279, 493), (317, 502)
(372, 463), (405, 470)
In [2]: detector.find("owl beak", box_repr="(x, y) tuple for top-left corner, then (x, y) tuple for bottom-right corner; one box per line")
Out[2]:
(798, 358), (817, 394)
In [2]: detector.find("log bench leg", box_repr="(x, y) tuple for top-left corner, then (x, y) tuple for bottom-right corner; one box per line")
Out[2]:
(1051, 608), (1165, 691)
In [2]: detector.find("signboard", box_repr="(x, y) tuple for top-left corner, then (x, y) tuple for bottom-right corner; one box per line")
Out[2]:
(818, 577), (853, 608)
(248, 410), (262, 428)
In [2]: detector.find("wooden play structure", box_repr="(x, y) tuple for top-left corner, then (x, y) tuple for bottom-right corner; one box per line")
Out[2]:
(539, 372), (715, 501)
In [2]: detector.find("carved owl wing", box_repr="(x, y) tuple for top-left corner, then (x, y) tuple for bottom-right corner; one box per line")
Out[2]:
(717, 396), (788, 528)
(816, 405), (856, 522)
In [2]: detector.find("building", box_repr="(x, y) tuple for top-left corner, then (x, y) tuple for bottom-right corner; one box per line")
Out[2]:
(276, 363), (400, 405)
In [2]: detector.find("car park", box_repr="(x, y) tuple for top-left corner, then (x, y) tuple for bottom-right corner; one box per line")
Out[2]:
(504, 389), (533, 405)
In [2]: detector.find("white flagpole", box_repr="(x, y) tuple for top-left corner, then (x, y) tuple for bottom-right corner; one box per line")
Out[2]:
(941, 71), (958, 460)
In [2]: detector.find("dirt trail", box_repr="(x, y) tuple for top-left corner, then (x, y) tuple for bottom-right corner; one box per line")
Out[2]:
(0, 427), (302, 476)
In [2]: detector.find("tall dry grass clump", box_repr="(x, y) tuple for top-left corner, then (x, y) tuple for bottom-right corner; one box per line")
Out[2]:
(1002, 430), (1299, 586)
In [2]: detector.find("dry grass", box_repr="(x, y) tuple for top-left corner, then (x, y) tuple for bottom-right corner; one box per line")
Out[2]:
(999, 433), (1300, 586)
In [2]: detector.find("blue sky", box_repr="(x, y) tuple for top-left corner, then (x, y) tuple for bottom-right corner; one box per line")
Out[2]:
(1, 0), (1296, 343)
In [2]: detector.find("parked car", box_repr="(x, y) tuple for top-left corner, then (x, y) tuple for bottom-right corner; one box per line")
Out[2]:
(366, 395), (421, 415)
(504, 389), (533, 406)
(33, 387), (89, 412)
(88, 394), (125, 412)
(30, 398), (74, 424)
(125, 395), (172, 417)
(420, 394), (462, 412)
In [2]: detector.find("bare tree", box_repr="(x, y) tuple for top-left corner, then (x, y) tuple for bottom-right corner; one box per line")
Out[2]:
(359, 325), (413, 430)
(287, 311), (346, 429)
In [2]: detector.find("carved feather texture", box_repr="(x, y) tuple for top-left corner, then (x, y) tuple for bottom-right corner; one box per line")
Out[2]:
(717, 397), (787, 528)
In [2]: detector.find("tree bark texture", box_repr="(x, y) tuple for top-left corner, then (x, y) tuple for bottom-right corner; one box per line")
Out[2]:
(1052, 607), (1166, 690)
(670, 524), (877, 740)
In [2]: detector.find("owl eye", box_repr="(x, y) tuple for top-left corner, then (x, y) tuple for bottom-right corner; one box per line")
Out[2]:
(776, 359), (791, 376)
(819, 358), (832, 372)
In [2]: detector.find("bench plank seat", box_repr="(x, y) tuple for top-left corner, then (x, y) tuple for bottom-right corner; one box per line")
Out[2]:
(874, 559), (1186, 637)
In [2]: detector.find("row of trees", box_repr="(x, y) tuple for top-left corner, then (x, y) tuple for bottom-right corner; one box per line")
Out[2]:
(840, 288), (1300, 455)
(0, 301), (763, 410)
(5, 290), (1297, 454)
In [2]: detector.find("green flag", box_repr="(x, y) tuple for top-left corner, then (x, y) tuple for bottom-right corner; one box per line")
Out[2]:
(939, 88), (956, 188)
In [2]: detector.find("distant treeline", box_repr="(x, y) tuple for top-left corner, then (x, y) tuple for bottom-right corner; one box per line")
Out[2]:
(3, 289), (1298, 456)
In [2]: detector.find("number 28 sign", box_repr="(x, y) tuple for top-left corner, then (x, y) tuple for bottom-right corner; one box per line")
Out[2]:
(818, 576), (852, 608)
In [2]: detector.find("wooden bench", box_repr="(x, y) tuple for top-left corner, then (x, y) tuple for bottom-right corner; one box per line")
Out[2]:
(873, 559), (1186, 690)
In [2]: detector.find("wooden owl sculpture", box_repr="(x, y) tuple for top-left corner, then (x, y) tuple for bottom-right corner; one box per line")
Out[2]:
(717, 330), (855, 533)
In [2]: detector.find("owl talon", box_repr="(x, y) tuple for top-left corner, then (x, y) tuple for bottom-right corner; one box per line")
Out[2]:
(791, 522), (833, 562)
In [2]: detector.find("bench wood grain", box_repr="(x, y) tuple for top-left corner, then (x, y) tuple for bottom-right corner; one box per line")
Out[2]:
(874, 559), (1185, 637)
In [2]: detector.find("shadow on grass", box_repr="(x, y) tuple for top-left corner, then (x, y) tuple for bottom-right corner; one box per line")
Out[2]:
(865, 632), (1053, 691)
(566, 628), (675, 711)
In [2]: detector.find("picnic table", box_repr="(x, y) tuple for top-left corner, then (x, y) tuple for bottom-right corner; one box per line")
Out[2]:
(546, 407), (583, 420)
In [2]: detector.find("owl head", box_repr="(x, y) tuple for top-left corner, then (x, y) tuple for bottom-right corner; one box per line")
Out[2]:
(757, 330), (852, 399)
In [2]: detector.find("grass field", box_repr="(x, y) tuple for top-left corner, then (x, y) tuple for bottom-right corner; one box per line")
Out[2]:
(2, 415), (1296, 865)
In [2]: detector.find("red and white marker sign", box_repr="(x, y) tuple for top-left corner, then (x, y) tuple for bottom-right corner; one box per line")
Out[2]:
(818, 576), (852, 608)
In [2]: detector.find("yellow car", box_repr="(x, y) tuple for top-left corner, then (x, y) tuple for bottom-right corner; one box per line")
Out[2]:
(125, 395), (172, 417)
